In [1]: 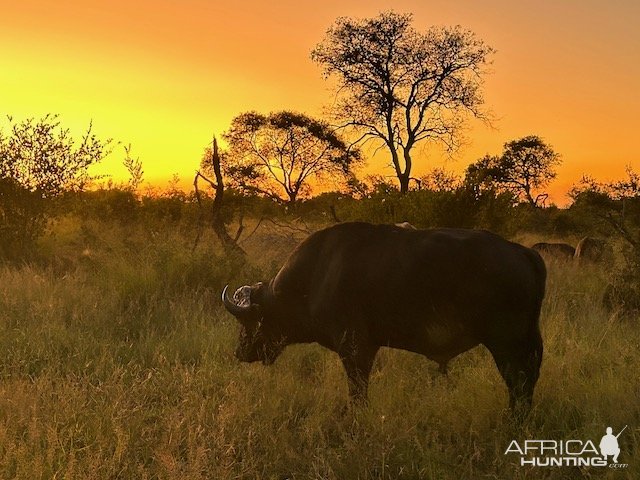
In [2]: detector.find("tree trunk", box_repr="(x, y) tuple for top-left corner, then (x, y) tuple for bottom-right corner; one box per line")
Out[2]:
(194, 138), (245, 256)
(524, 185), (536, 206)
(399, 147), (413, 194)
(211, 139), (245, 256)
(399, 173), (410, 194)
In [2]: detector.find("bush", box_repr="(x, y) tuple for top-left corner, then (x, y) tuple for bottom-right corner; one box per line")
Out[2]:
(325, 188), (515, 232)
(603, 244), (640, 315)
(0, 178), (47, 260)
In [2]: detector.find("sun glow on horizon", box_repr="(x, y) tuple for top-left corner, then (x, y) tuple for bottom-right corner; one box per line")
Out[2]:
(1, 0), (638, 205)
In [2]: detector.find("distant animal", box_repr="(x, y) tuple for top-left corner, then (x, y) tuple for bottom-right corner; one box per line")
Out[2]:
(222, 222), (546, 411)
(531, 242), (576, 261)
(574, 236), (605, 262)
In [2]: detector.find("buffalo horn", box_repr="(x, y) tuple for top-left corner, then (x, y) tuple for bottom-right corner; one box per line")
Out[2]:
(222, 284), (251, 316)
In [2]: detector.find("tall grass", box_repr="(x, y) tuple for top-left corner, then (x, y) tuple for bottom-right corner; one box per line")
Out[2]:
(0, 217), (638, 479)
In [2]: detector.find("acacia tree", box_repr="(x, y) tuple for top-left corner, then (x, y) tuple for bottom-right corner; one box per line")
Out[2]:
(311, 11), (494, 193)
(223, 111), (360, 204)
(465, 136), (561, 206)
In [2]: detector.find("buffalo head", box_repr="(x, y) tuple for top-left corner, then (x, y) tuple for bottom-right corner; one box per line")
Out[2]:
(222, 283), (286, 365)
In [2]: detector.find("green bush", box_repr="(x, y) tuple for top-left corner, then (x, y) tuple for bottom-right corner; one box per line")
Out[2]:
(603, 244), (640, 315)
(325, 188), (515, 232)
(0, 178), (47, 260)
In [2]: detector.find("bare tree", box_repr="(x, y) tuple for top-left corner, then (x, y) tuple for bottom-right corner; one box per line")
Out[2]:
(311, 11), (494, 193)
(194, 137), (245, 256)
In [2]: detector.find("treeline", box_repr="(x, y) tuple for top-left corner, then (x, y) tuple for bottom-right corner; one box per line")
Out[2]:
(2, 149), (640, 313)
(7, 169), (632, 242)
(0, 113), (638, 259)
(1, 11), (639, 312)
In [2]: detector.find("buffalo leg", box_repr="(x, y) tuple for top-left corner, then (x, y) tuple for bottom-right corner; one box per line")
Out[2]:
(487, 330), (543, 411)
(339, 345), (379, 404)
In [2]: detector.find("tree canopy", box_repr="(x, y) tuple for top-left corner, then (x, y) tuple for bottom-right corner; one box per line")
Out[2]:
(312, 11), (494, 193)
(222, 111), (360, 204)
(0, 114), (112, 197)
(465, 135), (560, 206)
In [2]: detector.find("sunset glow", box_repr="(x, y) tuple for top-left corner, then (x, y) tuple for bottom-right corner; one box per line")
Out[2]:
(1, 0), (638, 203)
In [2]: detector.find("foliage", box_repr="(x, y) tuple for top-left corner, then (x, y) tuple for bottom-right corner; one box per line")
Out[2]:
(71, 188), (141, 224)
(312, 11), (494, 193)
(419, 168), (461, 192)
(465, 136), (561, 206)
(0, 178), (47, 259)
(604, 246), (640, 314)
(222, 111), (360, 204)
(569, 168), (640, 314)
(122, 144), (144, 192)
(569, 168), (640, 244)
(0, 114), (112, 196)
(0, 115), (112, 260)
(323, 186), (516, 234)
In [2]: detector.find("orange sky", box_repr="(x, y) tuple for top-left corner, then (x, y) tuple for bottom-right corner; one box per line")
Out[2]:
(1, 0), (638, 204)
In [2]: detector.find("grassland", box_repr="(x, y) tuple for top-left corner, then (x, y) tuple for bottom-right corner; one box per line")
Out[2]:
(0, 216), (638, 479)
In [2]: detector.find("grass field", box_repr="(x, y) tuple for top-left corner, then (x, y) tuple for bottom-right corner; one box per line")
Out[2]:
(0, 217), (638, 479)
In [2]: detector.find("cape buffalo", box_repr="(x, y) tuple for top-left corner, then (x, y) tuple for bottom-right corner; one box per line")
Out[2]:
(531, 242), (575, 261)
(222, 222), (546, 410)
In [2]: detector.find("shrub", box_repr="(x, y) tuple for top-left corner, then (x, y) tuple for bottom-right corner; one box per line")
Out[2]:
(0, 178), (46, 260)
